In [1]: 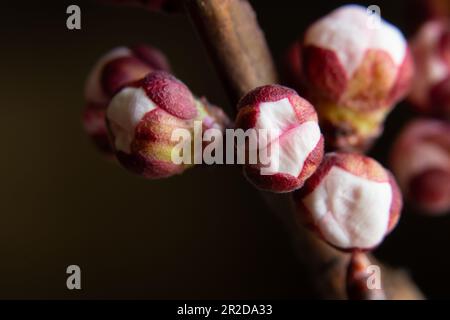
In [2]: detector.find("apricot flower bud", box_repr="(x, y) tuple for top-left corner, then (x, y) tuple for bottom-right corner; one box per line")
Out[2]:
(409, 20), (450, 119)
(83, 44), (170, 154)
(390, 119), (450, 215)
(299, 5), (413, 151)
(235, 85), (324, 193)
(294, 152), (402, 251)
(106, 71), (229, 179)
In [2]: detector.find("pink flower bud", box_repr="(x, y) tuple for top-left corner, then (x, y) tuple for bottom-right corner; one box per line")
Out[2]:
(83, 45), (170, 154)
(409, 20), (450, 119)
(106, 71), (229, 179)
(294, 152), (402, 251)
(390, 119), (450, 215)
(346, 252), (386, 300)
(235, 85), (324, 193)
(294, 5), (413, 151)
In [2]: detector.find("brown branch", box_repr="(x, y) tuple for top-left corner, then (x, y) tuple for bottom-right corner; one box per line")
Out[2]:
(184, 0), (423, 300)
(184, 0), (278, 105)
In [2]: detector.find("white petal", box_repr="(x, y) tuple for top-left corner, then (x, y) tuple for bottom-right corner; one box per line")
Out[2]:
(263, 121), (321, 177)
(107, 87), (157, 153)
(255, 98), (298, 145)
(303, 166), (392, 248)
(255, 98), (321, 177)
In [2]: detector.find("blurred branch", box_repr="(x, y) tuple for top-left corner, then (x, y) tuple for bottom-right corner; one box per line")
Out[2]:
(184, 0), (424, 300)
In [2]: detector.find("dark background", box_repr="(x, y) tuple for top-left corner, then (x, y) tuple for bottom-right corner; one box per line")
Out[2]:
(0, 0), (448, 299)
